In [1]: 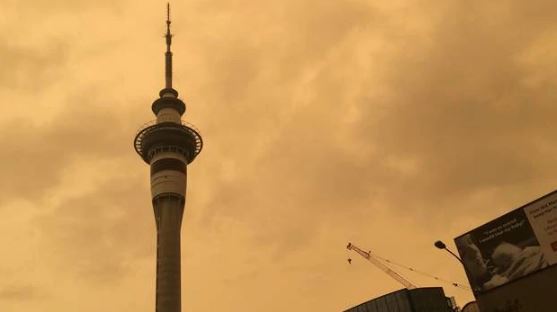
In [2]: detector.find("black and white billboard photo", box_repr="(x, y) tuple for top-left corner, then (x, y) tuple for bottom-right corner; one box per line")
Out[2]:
(454, 190), (557, 295)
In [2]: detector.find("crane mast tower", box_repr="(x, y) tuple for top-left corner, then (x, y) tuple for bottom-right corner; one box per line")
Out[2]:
(347, 242), (416, 290)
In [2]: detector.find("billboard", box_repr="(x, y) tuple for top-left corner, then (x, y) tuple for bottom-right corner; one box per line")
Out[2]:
(454, 190), (557, 295)
(475, 265), (557, 312)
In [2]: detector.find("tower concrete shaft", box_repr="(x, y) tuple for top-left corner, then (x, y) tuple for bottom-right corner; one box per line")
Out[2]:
(154, 195), (184, 312)
(133, 5), (203, 312)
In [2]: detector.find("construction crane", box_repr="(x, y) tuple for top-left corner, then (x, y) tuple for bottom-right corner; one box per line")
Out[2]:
(347, 242), (416, 289)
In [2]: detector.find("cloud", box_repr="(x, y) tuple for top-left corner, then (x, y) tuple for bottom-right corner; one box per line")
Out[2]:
(34, 168), (153, 284)
(354, 0), (557, 211)
(0, 284), (38, 301)
(4, 0), (124, 13)
(0, 38), (68, 91)
(186, 0), (557, 269)
(0, 89), (145, 203)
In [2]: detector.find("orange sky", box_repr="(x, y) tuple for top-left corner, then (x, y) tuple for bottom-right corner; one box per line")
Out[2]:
(1, 0), (557, 311)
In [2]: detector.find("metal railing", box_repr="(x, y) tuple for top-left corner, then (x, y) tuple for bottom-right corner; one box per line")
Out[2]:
(134, 119), (203, 163)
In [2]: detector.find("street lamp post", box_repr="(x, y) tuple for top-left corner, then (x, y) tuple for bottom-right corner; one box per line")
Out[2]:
(434, 240), (464, 265)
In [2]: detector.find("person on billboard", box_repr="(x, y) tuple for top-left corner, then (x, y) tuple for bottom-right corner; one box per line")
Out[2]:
(483, 242), (548, 289)
(459, 234), (491, 290)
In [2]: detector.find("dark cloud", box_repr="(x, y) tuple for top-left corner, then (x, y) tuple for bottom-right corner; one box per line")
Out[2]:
(356, 1), (557, 214)
(0, 285), (38, 301)
(0, 90), (145, 202)
(191, 0), (557, 262)
(34, 170), (153, 283)
(0, 38), (68, 91)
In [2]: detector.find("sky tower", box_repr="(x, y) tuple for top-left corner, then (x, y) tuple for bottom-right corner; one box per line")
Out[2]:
(133, 4), (203, 312)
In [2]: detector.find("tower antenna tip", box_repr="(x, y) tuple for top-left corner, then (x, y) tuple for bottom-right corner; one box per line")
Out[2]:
(164, 2), (173, 89)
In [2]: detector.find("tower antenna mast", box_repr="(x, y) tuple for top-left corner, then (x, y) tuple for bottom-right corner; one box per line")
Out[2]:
(165, 2), (173, 89)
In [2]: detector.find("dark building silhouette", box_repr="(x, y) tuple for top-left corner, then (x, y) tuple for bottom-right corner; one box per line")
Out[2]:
(461, 301), (480, 312)
(344, 287), (456, 312)
(133, 4), (202, 312)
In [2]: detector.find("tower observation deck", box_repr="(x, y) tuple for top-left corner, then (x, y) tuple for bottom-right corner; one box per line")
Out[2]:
(133, 4), (202, 312)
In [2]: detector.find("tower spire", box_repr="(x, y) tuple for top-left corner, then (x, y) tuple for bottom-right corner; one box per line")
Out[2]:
(165, 2), (173, 89)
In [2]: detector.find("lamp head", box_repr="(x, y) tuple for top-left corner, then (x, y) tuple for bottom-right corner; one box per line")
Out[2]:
(434, 240), (447, 249)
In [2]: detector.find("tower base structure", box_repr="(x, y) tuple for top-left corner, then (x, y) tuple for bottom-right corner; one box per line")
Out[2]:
(154, 195), (184, 312)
